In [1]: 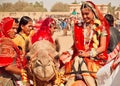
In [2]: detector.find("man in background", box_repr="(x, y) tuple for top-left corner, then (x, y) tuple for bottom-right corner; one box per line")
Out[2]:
(105, 14), (120, 53)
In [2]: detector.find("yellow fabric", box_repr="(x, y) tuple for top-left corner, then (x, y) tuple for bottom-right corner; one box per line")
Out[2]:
(13, 32), (29, 53)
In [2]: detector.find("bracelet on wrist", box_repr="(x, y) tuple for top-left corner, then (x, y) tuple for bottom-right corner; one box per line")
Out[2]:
(89, 48), (98, 57)
(67, 49), (73, 56)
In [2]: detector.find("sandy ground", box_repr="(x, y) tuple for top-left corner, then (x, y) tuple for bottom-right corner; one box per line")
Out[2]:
(53, 30), (74, 54)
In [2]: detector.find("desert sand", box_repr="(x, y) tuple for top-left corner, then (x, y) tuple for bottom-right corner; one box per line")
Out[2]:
(53, 30), (74, 54)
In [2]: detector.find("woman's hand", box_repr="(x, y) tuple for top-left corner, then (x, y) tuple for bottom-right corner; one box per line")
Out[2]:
(78, 50), (90, 57)
(59, 52), (71, 64)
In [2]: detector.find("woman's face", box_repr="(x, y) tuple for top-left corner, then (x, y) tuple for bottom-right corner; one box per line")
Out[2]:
(22, 21), (33, 36)
(7, 27), (17, 39)
(8, 20), (19, 39)
(12, 20), (19, 30)
(50, 21), (56, 35)
(81, 7), (94, 24)
(8, 21), (18, 39)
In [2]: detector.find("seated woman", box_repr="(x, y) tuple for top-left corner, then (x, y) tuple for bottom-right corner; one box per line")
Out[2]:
(60, 1), (110, 86)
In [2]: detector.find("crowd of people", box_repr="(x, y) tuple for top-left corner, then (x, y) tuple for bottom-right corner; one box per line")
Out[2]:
(0, 1), (120, 86)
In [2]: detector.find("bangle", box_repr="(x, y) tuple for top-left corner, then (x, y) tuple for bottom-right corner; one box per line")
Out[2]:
(21, 69), (28, 84)
(89, 51), (93, 57)
(89, 48), (98, 57)
(67, 49), (73, 56)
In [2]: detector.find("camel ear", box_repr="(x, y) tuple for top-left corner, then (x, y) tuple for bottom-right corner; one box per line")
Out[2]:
(26, 55), (30, 61)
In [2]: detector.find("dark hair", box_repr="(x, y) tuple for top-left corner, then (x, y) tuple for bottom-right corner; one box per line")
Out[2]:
(17, 16), (32, 33)
(13, 18), (19, 23)
(104, 14), (114, 26)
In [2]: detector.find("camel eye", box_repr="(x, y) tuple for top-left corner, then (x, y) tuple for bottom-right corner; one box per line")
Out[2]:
(26, 56), (30, 61)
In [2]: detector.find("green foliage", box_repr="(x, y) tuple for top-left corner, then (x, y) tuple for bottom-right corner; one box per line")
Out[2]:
(51, 2), (69, 12)
(0, 0), (47, 12)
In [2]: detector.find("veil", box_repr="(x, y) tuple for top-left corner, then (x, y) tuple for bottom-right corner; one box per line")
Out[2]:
(31, 17), (55, 44)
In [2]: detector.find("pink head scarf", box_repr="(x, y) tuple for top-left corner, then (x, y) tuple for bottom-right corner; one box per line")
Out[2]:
(31, 17), (55, 44)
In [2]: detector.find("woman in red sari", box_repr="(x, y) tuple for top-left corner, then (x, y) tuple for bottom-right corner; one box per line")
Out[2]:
(31, 17), (56, 44)
(60, 1), (110, 86)
(0, 17), (31, 86)
(0, 17), (22, 85)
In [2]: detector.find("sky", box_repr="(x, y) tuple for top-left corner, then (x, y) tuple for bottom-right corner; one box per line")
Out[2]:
(0, 0), (120, 11)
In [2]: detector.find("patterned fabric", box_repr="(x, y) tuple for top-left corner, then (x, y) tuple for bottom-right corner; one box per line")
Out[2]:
(97, 42), (120, 86)
(108, 42), (120, 70)
(0, 37), (20, 67)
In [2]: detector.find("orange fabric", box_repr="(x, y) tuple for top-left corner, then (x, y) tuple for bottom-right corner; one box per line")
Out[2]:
(72, 80), (86, 86)
(65, 60), (74, 74)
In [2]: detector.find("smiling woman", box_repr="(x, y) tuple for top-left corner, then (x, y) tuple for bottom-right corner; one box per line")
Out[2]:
(13, 16), (33, 54)
(59, 1), (110, 86)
